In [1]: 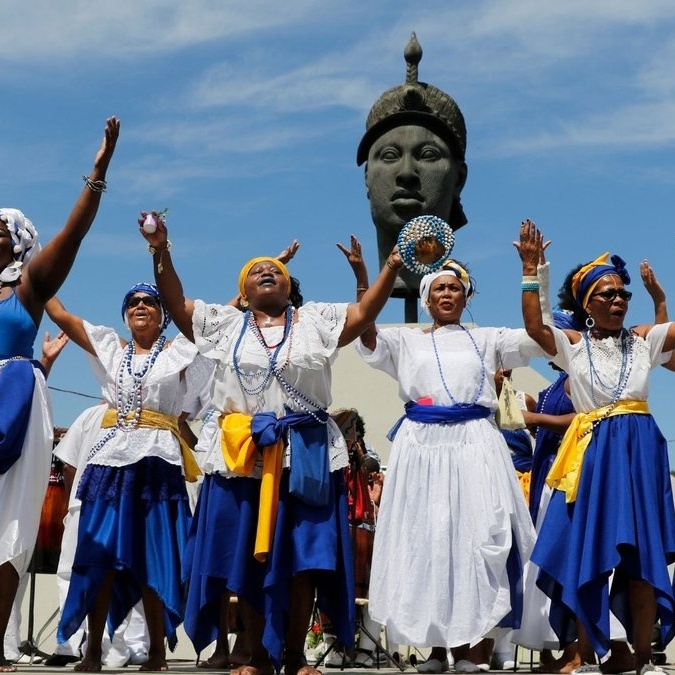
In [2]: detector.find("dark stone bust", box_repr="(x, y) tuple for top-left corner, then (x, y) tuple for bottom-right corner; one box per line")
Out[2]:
(357, 33), (468, 298)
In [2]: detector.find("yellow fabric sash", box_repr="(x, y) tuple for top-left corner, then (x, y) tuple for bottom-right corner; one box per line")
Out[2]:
(546, 400), (649, 503)
(219, 412), (284, 563)
(101, 408), (202, 483)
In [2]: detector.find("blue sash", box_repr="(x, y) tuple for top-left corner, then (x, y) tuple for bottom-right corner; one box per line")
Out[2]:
(387, 400), (492, 441)
(502, 428), (533, 473)
(0, 359), (38, 474)
(252, 408), (330, 507)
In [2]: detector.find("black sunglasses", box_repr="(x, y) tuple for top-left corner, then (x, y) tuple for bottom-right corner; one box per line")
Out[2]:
(127, 295), (160, 309)
(590, 288), (632, 302)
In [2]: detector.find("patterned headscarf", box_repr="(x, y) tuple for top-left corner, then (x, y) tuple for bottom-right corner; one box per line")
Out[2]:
(419, 259), (473, 315)
(121, 282), (172, 332)
(237, 257), (291, 300)
(0, 208), (41, 284)
(571, 253), (630, 310)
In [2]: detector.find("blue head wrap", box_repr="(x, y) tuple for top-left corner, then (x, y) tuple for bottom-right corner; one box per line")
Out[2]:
(571, 253), (630, 310)
(121, 282), (171, 332)
(552, 309), (582, 331)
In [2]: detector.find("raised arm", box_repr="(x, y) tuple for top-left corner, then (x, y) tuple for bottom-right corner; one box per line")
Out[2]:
(39, 330), (69, 377)
(514, 220), (557, 355)
(23, 117), (120, 317)
(336, 235), (377, 350)
(640, 260), (668, 323)
(45, 296), (95, 355)
(338, 245), (401, 348)
(139, 213), (195, 342)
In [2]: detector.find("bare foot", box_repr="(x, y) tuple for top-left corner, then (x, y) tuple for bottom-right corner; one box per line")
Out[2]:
(198, 653), (230, 669)
(74, 656), (102, 672)
(140, 654), (168, 671)
(231, 666), (275, 675)
(0, 658), (17, 673)
(536, 654), (582, 674)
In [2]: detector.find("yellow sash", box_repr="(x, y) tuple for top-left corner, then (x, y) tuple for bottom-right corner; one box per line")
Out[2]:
(546, 400), (649, 503)
(516, 470), (531, 505)
(101, 408), (202, 483)
(219, 412), (284, 563)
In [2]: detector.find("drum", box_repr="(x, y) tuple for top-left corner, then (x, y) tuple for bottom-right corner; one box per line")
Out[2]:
(33, 454), (68, 574)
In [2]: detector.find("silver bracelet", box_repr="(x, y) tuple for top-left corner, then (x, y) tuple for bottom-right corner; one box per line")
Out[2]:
(82, 175), (107, 193)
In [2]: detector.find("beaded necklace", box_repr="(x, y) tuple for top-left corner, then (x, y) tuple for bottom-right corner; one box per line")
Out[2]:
(233, 305), (293, 396)
(430, 324), (486, 405)
(88, 334), (166, 460)
(578, 328), (634, 439)
(583, 328), (634, 407)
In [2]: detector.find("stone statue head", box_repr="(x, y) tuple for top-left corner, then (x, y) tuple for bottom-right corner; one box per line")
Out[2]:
(358, 33), (468, 297)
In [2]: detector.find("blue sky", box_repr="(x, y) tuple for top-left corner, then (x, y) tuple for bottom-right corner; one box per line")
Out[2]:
(3, 1), (675, 460)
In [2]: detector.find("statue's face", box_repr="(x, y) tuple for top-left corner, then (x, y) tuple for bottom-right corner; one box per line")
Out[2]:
(365, 125), (466, 235)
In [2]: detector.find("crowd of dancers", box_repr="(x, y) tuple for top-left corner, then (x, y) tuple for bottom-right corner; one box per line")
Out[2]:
(1, 118), (675, 675)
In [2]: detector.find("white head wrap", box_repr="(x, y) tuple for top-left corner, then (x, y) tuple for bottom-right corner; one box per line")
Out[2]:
(419, 262), (473, 317)
(0, 208), (41, 284)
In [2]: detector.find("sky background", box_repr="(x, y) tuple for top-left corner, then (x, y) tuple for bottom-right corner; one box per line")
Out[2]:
(3, 1), (675, 461)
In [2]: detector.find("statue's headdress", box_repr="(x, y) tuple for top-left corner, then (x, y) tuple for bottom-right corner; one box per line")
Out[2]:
(357, 33), (467, 229)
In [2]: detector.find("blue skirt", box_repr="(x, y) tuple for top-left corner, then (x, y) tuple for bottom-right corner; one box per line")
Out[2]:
(532, 413), (675, 656)
(182, 470), (355, 669)
(57, 457), (191, 650)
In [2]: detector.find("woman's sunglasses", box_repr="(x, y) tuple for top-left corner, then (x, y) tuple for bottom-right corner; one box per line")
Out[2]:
(590, 288), (632, 302)
(127, 295), (160, 309)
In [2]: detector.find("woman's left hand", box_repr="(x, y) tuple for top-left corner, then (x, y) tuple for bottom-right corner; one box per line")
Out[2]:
(514, 219), (544, 273)
(138, 211), (169, 248)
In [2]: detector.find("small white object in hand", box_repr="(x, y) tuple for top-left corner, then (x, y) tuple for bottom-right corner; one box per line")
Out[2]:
(142, 213), (157, 234)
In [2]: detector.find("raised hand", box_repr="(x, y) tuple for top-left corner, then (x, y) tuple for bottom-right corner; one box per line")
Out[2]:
(276, 240), (300, 264)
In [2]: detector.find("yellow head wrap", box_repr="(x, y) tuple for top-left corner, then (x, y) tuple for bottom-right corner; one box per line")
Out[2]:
(571, 252), (632, 311)
(238, 257), (291, 300)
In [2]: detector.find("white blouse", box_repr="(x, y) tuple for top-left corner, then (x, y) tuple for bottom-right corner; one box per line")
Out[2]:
(191, 301), (350, 477)
(84, 322), (199, 469)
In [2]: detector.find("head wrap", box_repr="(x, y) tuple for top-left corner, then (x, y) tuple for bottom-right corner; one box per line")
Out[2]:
(0, 208), (41, 284)
(238, 257), (291, 300)
(121, 282), (172, 332)
(571, 253), (630, 310)
(552, 309), (582, 331)
(419, 260), (473, 315)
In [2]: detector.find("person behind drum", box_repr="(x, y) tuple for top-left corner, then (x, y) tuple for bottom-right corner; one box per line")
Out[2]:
(46, 282), (201, 672)
(0, 117), (119, 674)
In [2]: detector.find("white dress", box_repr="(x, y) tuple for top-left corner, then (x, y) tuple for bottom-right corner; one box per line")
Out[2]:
(356, 324), (541, 648)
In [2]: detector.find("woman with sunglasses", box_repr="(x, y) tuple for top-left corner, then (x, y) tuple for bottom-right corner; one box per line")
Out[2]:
(516, 221), (675, 675)
(45, 284), (203, 672)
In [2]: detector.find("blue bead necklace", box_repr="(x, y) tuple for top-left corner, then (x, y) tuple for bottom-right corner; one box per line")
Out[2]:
(583, 328), (633, 407)
(88, 334), (167, 460)
(233, 305), (293, 397)
(431, 324), (486, 405)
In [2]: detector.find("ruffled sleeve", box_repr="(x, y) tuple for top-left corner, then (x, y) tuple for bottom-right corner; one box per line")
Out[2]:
(646, 322), (673, 367)
(495, 327), (545, 369)
(83, 322), (123, 388)
(296, 302), (348, 363)
(192, 300), (244, 359)
(354, 327), (402, 380)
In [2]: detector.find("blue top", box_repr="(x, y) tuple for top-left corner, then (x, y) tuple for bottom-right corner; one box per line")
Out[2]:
(0, 291), (37, 359)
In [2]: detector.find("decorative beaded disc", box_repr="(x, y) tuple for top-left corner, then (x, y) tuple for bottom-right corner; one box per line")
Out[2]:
(397, 215), (455, 274)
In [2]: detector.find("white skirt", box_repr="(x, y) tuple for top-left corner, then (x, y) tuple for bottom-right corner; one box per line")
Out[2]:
(368, 417), (535, 648)
(0, 369), (53, 573)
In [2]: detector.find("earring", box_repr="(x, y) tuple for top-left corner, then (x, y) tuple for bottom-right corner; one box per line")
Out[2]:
(585, 315), (595, 329)
(240, 297), (249, 308)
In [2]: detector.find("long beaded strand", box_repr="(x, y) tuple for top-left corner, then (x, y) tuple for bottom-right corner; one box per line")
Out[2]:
(431, 324), (487, 405)
(88, 335), (166, 460)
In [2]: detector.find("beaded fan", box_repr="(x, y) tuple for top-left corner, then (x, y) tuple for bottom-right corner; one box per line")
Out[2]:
(397, 215), (455, 275)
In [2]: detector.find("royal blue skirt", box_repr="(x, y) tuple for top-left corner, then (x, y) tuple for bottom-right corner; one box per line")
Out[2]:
(182, 470), (355, 669)
(532, 413), (675, 656)
(57, 456), (191, 650)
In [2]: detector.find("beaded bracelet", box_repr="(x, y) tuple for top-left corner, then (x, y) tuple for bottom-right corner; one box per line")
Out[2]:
(148, 240), (172, 274)
(521, 281), (540, 292)
(82, 175), (107, 193)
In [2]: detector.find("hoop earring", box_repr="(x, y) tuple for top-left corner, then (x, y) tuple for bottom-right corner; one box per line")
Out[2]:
(585, 315), (595, 329)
